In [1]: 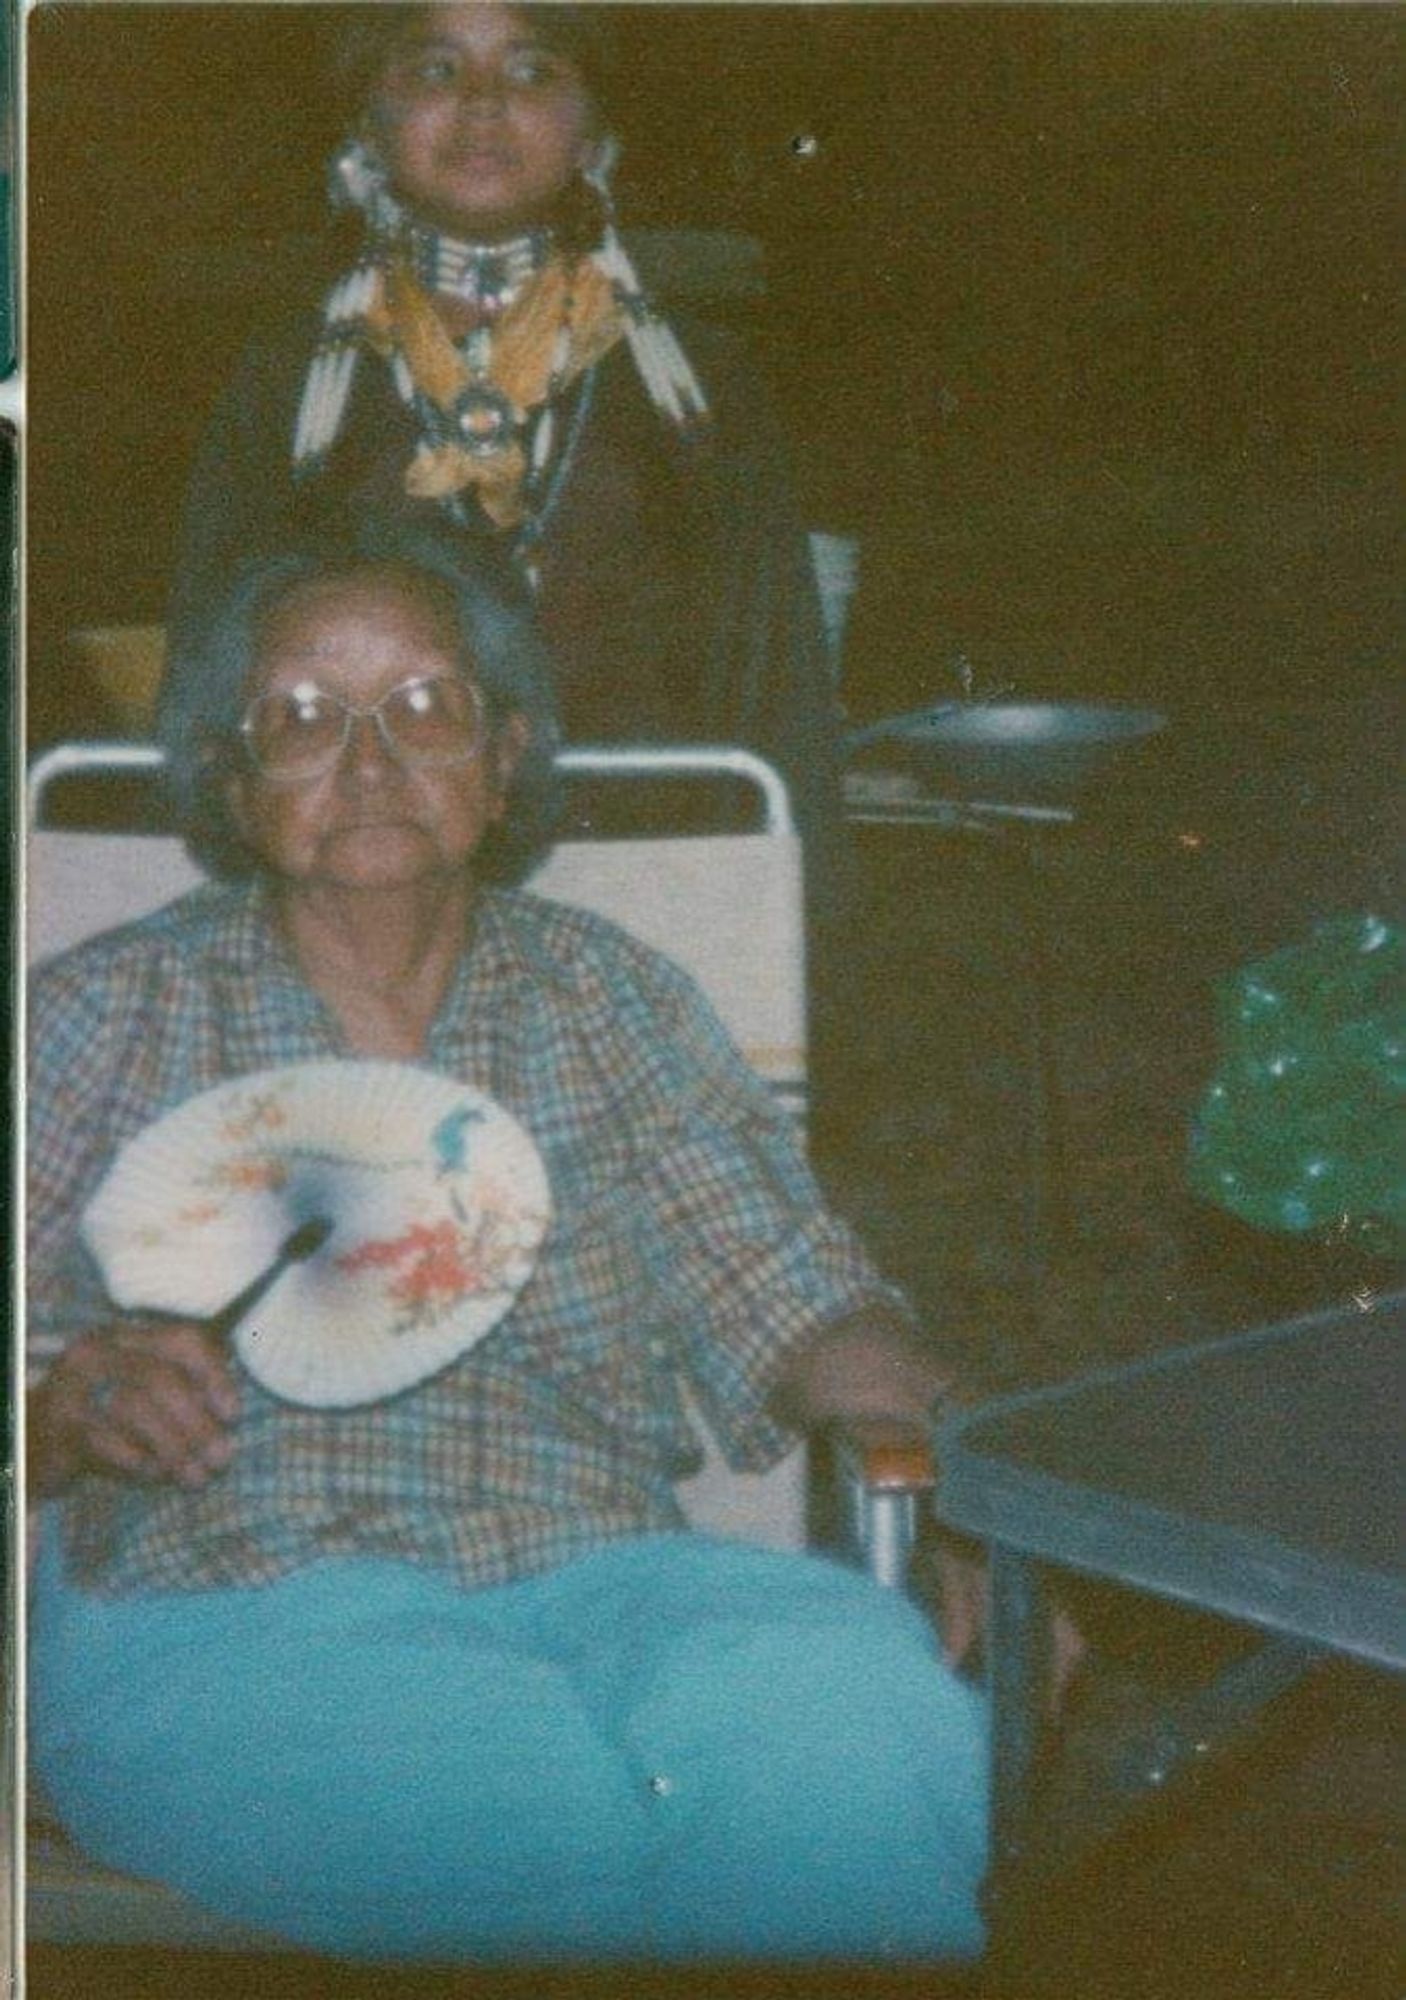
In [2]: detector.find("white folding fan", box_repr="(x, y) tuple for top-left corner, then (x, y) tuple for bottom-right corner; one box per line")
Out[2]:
(82, 1061), (551, 1409)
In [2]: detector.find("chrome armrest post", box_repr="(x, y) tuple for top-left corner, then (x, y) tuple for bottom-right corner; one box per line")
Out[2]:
(832, 1422), (936, 1592)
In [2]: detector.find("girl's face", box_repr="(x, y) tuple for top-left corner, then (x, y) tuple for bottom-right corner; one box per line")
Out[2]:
(370, 4), (596, 240)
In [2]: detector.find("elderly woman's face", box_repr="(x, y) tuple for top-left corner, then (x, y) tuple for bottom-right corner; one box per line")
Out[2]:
(229, 570), (524, 895)
(370, 4), (595, 239)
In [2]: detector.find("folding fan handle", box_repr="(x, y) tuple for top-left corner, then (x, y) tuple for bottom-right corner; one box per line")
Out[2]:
(207, 1217), (333, 1342)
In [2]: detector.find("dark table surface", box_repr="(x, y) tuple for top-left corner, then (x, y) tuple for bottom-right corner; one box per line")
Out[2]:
(936, 1292), (1405, 1669)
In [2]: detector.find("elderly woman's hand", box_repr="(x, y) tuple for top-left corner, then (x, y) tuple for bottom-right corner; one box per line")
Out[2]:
(774, 1315), (1088, 1711)
(28, 1324), (241, 1498)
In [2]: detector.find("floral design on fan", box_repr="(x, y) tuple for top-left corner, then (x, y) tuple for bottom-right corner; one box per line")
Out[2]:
(173, 1199), (223, 1229)
(334, 1198), (543, 1334)
(215, 1155), (293, 1194)
(185, 1133), (431, 1228)
(220, 1092), (291, 1143)
(165, 1153), (291, 1232)
(135, 1091), (297, 1236)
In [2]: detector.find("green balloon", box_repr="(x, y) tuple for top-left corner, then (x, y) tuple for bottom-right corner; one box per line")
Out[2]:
(1188, 914), (1405, 1253)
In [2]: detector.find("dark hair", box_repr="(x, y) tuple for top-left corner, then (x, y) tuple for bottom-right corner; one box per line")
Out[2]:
(326, 5), (618, 250)
(329, 4), (619, 129)
(157, 521), (563, 886)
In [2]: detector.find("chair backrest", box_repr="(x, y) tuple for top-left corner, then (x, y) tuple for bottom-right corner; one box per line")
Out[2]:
(26, 743), (809, 1548)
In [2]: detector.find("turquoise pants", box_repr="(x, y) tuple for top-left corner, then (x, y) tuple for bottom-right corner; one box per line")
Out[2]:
(30, 1530), (988, 1965)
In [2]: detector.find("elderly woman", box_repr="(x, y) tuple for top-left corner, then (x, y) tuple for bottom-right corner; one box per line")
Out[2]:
(28, 531), (986, 1966)
(165, 2), (839, 872)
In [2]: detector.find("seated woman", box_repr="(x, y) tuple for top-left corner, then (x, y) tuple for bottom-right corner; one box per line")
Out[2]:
(27, 531), (987, 1967)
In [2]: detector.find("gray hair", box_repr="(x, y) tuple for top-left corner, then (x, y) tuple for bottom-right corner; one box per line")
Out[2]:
(156, 524), (563, 883)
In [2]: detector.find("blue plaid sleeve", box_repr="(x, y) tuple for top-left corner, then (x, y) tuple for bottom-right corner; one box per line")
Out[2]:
(26, 947), (175, 1384)
(29, 958), (117, 1381)
(598, 940), (917, 1472)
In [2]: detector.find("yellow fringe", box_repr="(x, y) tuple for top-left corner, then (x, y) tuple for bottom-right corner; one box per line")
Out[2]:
(371, 256), (624, 521)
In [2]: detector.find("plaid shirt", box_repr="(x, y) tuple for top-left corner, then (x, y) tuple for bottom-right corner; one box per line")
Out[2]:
(29, 882), (913, 1597)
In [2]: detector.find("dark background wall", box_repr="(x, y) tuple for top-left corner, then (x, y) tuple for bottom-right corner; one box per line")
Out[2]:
(27, 1), (1400, 743)
(21, 6), (1402, 1406)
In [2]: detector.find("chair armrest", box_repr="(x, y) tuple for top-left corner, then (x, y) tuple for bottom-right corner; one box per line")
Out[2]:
(831, 1415), (936, 1493)
(829, 1416), (936, 1591)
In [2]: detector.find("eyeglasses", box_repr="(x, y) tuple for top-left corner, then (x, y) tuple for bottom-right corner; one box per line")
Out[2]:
(239, 675), (486, 784)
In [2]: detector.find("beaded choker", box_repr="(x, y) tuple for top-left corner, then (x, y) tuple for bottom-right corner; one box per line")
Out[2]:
(377, 253), (623, 527)
(407, 225), (554, 315)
